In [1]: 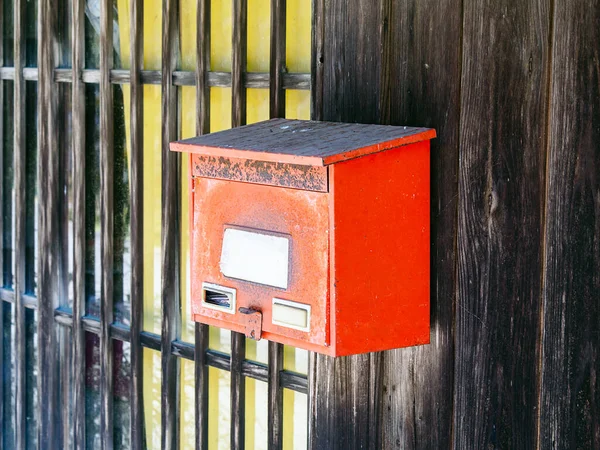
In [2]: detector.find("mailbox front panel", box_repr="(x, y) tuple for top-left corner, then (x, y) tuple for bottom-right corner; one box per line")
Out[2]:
(191, 177), (330, 349)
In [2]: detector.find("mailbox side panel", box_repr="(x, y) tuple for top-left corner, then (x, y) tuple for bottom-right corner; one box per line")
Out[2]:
(330, 140), (431, 356)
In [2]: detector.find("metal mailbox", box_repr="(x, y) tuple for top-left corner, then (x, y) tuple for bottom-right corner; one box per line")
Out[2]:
(170, 119), (436, 356)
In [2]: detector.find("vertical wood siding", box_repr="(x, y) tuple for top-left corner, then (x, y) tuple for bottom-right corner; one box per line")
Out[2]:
(2, 0), (598, 448)
(540, 1), (600, 448)
(312, 0), (599, 448)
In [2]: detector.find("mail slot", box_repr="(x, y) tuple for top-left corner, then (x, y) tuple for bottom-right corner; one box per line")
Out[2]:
(170, 119), (435, 356)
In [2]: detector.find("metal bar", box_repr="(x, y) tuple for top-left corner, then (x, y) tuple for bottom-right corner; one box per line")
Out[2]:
(230, 332), (246, 450)
(71, 0), (86, 447)
(161, 0), (181, 448)
(14, 0), (28, 445)
(231, 0), (248, 127)
(270, 0), (286, 118)
(129, 0), (145, 448)
(195, 0), (210, 447)
(37, 0), (61, 446)
(99, 0), (115, 448)
(310, 0), (324, 120)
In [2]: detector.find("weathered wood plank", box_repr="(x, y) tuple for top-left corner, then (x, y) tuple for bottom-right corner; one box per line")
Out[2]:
(268, 342), (283, 450)
(230, 2), (248, 446)
(37, 0), (61, 446)
(71, 0), (86, 447)
(230, 332), (246, 450)
(310, 2), (383, 449)
(194, 324), (209, 450)
(376, 0), (462, 446)
(269, 0), (285, 118)
(47, 68), (310, 88)
(99, 0), (115, 448)
(195, 0), (210, 448)
(196, 0), (210, 135)
(13, 0), (27, 446)
(267, 3), (285, 446)
(160, 0), (181, 448)
(322, 0), (380, 124)
(540, 1), (600, 448)
(310, 0), (324, 120)
(129, 0), (145, 449)
(454, 0), (551, 447)
(231, 0), (247, 127)
(0, 0), (4, 435)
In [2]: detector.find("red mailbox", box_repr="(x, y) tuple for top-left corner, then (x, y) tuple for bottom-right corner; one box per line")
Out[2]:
(171, 119), (435, 356)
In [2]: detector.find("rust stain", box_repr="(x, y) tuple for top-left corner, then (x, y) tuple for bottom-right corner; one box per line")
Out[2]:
(192, 154), (328, 192)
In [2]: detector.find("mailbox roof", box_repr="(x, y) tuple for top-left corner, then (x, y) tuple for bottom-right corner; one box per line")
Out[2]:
(171, 118), (435, 166)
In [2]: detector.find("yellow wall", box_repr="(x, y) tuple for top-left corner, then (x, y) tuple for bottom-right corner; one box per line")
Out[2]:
(115, 0), (311, 448)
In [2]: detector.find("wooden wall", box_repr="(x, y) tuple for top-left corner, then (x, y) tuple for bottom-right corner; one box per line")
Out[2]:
(310, 0), (600, 448)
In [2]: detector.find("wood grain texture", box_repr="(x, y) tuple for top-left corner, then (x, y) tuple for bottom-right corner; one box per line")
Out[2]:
(540, 1), (600, 448)
(196, 0), (210, 136)
(231, 0), (247, 127)
(129, 0), (145, 449)
(268, 342), (283, 450)
(0, 0), (4, 434)
(48, 68), (309, 89)
(310, 0), (324, 120)
(195, 324), (209, 450)
(195, 1), (210, 448)
(71, 0), (86, 447)
(376, 0), (462, 447)
(37, 0), (61, 447)
(454, 0), (551, 447)
(230, 332), (246, 450)
(310, 2), (383, 448)
(268, 5), (286, 444)
(13, 0), (27, 446)
(322, 0), (381, 124)
(269, 0), (285, 118)
(99, 0), (115, 448)
(160, 0), (181, 449)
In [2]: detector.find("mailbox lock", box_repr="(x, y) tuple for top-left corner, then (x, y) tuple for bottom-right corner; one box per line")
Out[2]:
(238, 307), (263, 340)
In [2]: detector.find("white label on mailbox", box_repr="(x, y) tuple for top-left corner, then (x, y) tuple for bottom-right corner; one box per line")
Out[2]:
(220, 228), (290, 289)
(272, 298), (311, 332)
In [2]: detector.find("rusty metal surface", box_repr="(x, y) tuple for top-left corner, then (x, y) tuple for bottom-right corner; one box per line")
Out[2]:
(238, 308), (263, 340)
(192, 154), (328, 192)
(191, 177), (330, 349)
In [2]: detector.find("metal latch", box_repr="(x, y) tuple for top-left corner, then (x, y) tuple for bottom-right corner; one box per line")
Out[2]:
(238, 307), (263, 340)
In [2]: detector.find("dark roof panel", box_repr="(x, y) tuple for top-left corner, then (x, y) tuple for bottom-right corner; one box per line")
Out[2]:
(171, 118), (435, 166)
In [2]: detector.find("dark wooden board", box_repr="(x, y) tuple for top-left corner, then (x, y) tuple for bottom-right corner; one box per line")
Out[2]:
(71, 0), (87, 448)
(540, 1), (600, 447)
(37, 0), (62, 446)
(13, 0), (27, 446)
(454, 0), (551, 447)
(322, 0), (381, 125)
(377, 0), (462, 447)
(310, 1), (384, 448)
(99, 0), (115, 448)
(129, 0), (145, 449)
(231, 0), (247, 127)
(160, 0), (181, 449)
